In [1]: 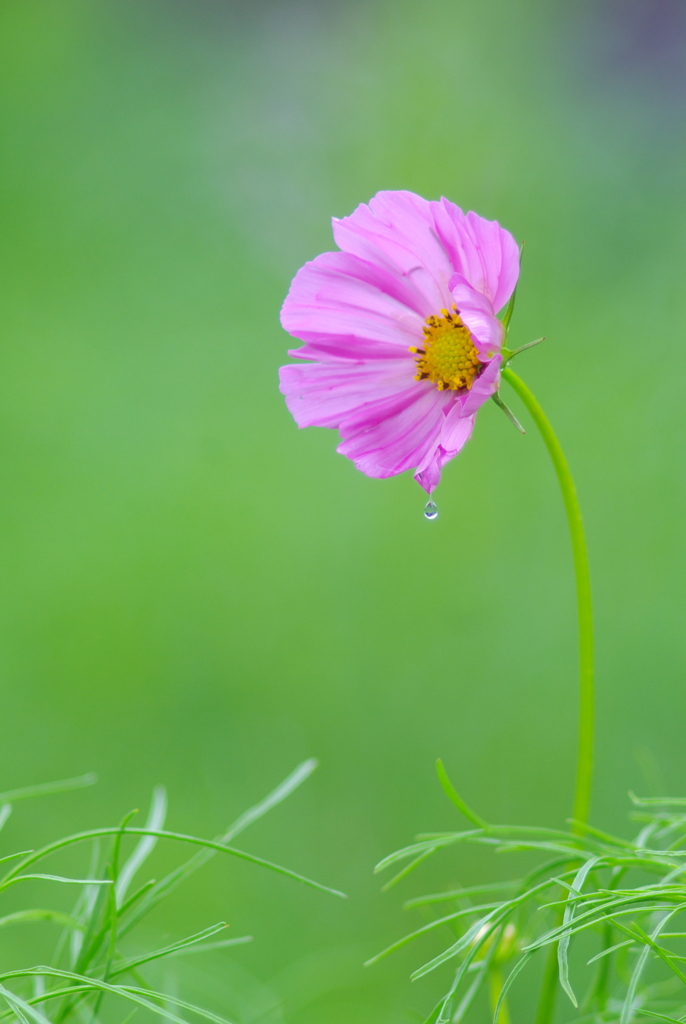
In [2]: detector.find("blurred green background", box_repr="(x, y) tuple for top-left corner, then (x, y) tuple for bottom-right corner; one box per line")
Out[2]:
(1, 0), (686, 1020)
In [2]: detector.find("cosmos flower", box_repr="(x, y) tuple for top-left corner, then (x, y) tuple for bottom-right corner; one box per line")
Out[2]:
(279, 190), (519, 493)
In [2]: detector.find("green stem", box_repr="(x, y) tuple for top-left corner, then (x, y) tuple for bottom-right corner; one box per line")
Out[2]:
(502, 366), (594, 1024)
(535, 938), (561, 1024)
(501, 366), (594, 829)
(489, 966), (511, 1024)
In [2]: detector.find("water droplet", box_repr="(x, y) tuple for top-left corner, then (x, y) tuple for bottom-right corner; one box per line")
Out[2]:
(424, 499), (438, 520)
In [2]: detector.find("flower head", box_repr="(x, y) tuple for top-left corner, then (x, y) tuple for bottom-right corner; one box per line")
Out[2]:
(279, 190), (519, 493)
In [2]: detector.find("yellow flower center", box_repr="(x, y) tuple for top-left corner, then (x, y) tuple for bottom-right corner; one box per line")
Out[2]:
(410, 307), (482, 391)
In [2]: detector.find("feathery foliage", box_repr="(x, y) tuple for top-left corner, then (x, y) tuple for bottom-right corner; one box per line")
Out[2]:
(372, 764), (686, 1024)
(0, 766), (344, 1024)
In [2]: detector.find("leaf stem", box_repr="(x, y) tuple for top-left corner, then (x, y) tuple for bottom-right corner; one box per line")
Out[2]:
(501, 366), (594, 831)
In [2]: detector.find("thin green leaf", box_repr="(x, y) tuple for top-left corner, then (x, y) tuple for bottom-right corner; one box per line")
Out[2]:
(0, 986), (53, 1024)
(0, 988), (30, 1024)
(524, 894), (682, 952)
(630, 793), (686, 808)
(0, 853), (33, 866)
(0, 776), (97, 804)
(364, 903), (503, 966)
(0, 829), (346, 900)
(116, 787), (167, 906)
(118, 879), (156, 917)
(435, 919), (501, 1021)
(493, 952), (535, 1024)
(375, 834), (476, 874)
(404, 881), (519, 909)
(451, 962), (489, 1023)
(587, 939), (635, 964)
(223, 759), (318, 842)
(408, 872), (577, 980)
(382, 851), (435, 892)
(0, 969), (237, 1024)
(639, 1011), (686, 1023)
(436, 761), (488, 829)
(3, 875), (113, 890)
(452, 928), (500, 1023)
(0, 987), (93, 1022)
(420, 1000), (442, 1024)
(566, 821), (636, 850)
(411, 909), (509, 982)
(119, 760), (322, 933)
(111, 923), (229, 976)
(0, 910), (83, 931)
(620, 911), (681, 1024)
(558, 857), (601, 1008)
(164, 936), (252, 957)
(120, 985), (237, 1024)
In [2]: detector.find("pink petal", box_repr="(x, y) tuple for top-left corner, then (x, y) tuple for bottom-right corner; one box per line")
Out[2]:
(462, 355), (501, 416)
(432, 199), (520, 313)
(412, 408), (476, 493)
(279, 358), (413, 429)
(337, 385), (454, 479)
(414, 444), (457, 494)
(281, 250), (430, 362)
(440, 403), (476, 451)
(332, 191), (456, 315)
(449, 273), (504, 358)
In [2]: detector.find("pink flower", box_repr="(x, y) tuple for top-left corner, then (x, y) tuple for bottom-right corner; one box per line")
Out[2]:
(279, 190), (519, 493)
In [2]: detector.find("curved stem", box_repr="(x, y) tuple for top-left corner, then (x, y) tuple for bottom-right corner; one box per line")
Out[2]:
(501, 367), (594, 829)
(502, 367), (594, 1024)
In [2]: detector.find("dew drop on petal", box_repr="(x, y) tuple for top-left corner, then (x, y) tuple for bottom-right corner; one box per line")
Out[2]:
(424, 499), (438, 521)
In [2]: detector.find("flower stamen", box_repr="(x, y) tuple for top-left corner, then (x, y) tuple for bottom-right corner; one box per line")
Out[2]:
(411, 306), (482, 391)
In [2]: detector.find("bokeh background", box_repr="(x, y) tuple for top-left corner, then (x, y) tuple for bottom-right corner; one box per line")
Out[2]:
(1, 0), (686, 1020)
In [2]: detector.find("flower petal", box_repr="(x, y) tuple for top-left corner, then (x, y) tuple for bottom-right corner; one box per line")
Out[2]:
(432, 199), (520, 312)
(281, 250), (429, 362)
(279, 358), (413, 429)
(414, 443), (457, 494)
(332, 191), (456, 314)
(440, 402), (476, 452)
(449, 273), (504, 357)
(412, 407), (476, 493)
(337, 384), (454, 479)
(462, 355), (501, 416)
(414, 455), (443, 494)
